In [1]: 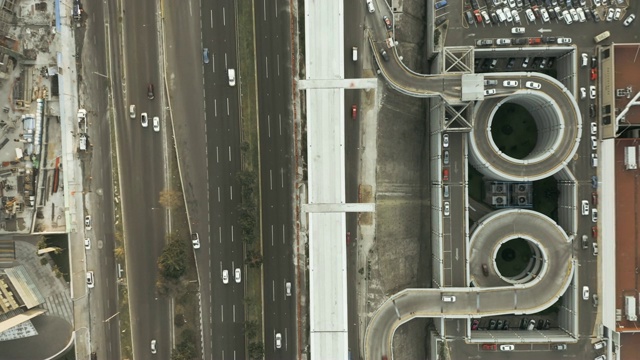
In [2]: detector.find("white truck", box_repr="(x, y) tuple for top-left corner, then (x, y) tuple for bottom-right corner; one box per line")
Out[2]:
(624, 146), (637, 170)
(625, 295), (637, 321)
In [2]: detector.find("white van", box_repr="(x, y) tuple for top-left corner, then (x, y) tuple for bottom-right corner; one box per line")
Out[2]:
(366, 0), (375, 12)
(442, 295), (456, 302)
(228, 69), (236, 86)
(591, 153), (598, 168)
(352, 47), (358, 61)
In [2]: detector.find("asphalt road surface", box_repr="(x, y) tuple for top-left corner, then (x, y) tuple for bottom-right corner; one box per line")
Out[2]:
(254, 0), (297, 358)
(78, 0), (122, 357)
(198, 0), (246, 358)
(118, 0), (170, 358)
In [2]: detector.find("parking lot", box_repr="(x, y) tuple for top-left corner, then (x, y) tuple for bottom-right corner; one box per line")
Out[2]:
(434, 0), (638, 51)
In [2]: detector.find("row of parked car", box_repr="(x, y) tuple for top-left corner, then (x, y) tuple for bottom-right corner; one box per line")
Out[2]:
(472, 317), (552, 330)
(475, 56), (556, 72)
(476, 36), (571, 47)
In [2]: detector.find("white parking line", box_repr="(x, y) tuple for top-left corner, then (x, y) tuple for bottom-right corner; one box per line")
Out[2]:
(268, 115), (271, 138)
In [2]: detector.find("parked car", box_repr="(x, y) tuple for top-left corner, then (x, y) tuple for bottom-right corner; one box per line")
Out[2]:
(506, 58), (516, 69)
(590, 85), (596, 99)
(537, 319), (544, 330)
(84, 238), (91, 249)
(589, 104), (596, 118)
(86, 271), (95, 288)
(443, 168), (449, 181)
(191, 233), (200, 249)
(581, 200), (589, 215)
(472, 319), (480, 330)
(606, 8), (614, 21)
(503, 320), (510, 330)
(580, 87), (586, 99)
(557, 37), (572, 44)
(489, 319), (497, 330)
(525, 8), (536, 21)
(482, 344), (497, 350)
(513, 38), (528, 45)
(85, 215), (92, 230)
(553, 344), (567, 350)
(592, 208), (598, 222)
(581, 53), (588, 67)
(476, 39), (494, 46)
(500, 345), (514, 351)
(527, 319), (536, 330)
(594, 341), (606, 350)
(496, 320), (504, 330)
(503, 80), (519, 87)
(443, 134), (449, 147)
(593, 241), (599, 255)
(592, 226), (598, 238)
(383, 15), (393, 30)
(614, 8), (621, 21)
(496, 38), (512, 45)
(466, 10), (475, 24)
(503, 7), (513, 21)
(591, 175), (598, 189)
(591, 68), (598, 80)
(582, 235), (589, 249)
(591, 122), (597, 134)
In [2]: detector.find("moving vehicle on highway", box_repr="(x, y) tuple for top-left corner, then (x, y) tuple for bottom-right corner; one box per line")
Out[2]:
(151, 339), (157, 354)
(235, 268), (241, 283)
(443, 133), (449, 147)
(129, 104), (136, 118)
(222, 270), (229, 284)
(582, 286), (589, 300)
(147, 83), (155, 100)
(141, 112), (149, 128)
(153, 116), (160, 132)
(191, 233), (200, 249)
(351, 105), (357, 120)
(228, 69), (236, 86)
(203, 48), (209, 64)
(275, 333), (282, 348)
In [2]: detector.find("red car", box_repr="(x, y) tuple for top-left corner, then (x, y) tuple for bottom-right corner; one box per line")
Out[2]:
(443, 168), (449, 181)
(482, 344), (497, 350)
(383, 15), (392, 30)
(591, 68), (597, 81)
(474, 10), (482, 23)
(591, 192), (598, 206)
(592, 226), (598, 238)
(346, 232), (351, 245)
(471, 319), (480, 330)
(528, 37), (542, 45)
(351, 105), (357, 120)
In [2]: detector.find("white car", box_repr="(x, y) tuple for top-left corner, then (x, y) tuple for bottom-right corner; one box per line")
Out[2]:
(525, 8), (535, 22)
(481, 10), (491, 23)
(511, 10), (521, 23)
(141, 112), (149, 127)
(153, 116), (160, 132)
(235, 268), (242, 283)
(443, 134), (449, 148)
(563, 10), (573, 24)
(275, 333), (282, 348)
(151, 339), (157, 354)
(591, 135), (597, 150)
(500, 344), (515, 351)
(525, 81), (541, 89)
(86, 271), (95, 288)
(592, 208), (598, 222)
(511, 27), (525, 34)
(85, 215), (92, 230)
(228, 68), (236, 86)
(557, 37), (572, 44)
(606, 8), (614, 21)
(508, 0), (516, 7)
(496, 8), (507, 22)
(591, 122), (597, 135)
(366, 0), (375, 12)
(580, 87), (586, 99)
(496, 38), (512, 45)
(581, 200), (589, 215)
(484, 89), (497, 95)
(503, 80), (519, 87)
(540, 8), (550, 22)
(191, 233), (200, 249)
(623, 13), (636, 26)
(582, 286), (589, 300)
(129, 104), (136, 119)
(222, 270), (229, 284)
(614, 8), (621, 20)
(286, 282), (292, 296)
(593, 341), (606, 350)
(576, 7), (586, 22)
(590, 85), (596, 99)
(503, 7), (513, 21)
(569, 8), (579, 21)
(444, 201), (450, 216)
(84, 238), (91, 250)
(581, 53), (588, 67)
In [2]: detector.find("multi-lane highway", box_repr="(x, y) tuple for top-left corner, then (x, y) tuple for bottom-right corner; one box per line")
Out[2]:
(198, 0), (245, 358)
(118, 0), (171, 357)
(254, 0), (297, 358)
(79, 0), (121, 357)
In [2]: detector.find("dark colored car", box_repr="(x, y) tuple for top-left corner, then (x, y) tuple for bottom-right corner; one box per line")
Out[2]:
(591, 56), (598, 68)
(589, 104), (596, 118)
(383, 15), (392, 30)
(488, 319), (497, 330)
(543, 36), (557, 43)
(472, 319), (480, 330)
(591, 175), (598, 189)
(503, 320), (510, 330)
(471, 0), (479, 9)
(482, 263), (489, 276)
(537, 319), (545, 330)
(147, 83), (154, 100)
(532, 57), (542, 68)
(380, 49), (390, 62)
(513, 38), (528, 45)
(543, 319), (551, 329)
(519, 318), (528, 330)
(592, 192), (598, 205)
(506, 58), (515, 69)
(490, 12), (499, 23)
(547, 58), (555, 68)
(496, 320), (504, 330)
(592, 226), (598, 238)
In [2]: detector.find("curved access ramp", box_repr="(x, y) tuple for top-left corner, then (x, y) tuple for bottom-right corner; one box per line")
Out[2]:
(364, 210), (575, 360)
(469, 73), (582, 181)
